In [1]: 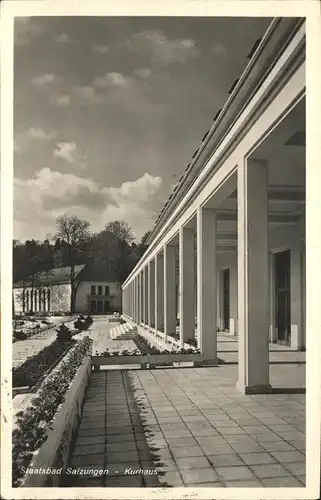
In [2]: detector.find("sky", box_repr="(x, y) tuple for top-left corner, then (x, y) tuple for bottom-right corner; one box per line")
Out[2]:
(14, 15), (272, 243)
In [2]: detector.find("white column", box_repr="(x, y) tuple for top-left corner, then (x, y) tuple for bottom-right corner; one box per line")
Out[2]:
(164, 244), (177, 341)
(148, 261), (155, 328)
(179, 226), (195, 347)
(197, 207), (217, 360)
(237, 157), (271, 394)
(230, 255), (238, 335)
(139, 272), (143, 323)
(155, 253), (164, 332)
(144, 266), (149, 324)
(135, 276), (139, 323)
(290, 246), (304, 350)
(133, 279), (136, 321)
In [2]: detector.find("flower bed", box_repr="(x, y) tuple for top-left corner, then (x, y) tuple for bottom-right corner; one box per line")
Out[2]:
(12, 338), (76, 388)
(93, 334), (201, 368)
(12, 337), (92, 487)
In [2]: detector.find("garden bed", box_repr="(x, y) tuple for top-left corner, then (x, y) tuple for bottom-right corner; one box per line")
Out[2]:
(93, 334), (202, 368)
(12, 337), (92, 488)
(12, 338), (76, 389)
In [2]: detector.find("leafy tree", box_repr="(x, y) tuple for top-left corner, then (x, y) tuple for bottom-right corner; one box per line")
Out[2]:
(104, 220), (135, 244)
(137, 230), (151, 258)
(54, 214), (92, 312)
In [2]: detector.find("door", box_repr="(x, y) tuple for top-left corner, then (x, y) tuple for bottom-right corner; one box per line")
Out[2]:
(275, 249), (291, 344)
(222, 269), (230, 331)
(97, 300), (103, 314)
(90, 300), (96, 314)
(103, 301), (109, 313)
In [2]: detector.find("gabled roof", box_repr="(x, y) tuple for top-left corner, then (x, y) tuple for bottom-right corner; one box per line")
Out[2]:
(13, 264), (86, 288)
(77, 264), (120, 283)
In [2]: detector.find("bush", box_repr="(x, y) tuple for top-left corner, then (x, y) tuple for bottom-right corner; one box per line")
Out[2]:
(13, 331), (28, 341)
(56, 324), (73, 343)
(12, 338), (76, 388)
(12, 337), (93, 487)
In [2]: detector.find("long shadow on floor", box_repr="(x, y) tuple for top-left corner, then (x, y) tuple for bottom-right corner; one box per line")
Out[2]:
(63, 370), (172, 487)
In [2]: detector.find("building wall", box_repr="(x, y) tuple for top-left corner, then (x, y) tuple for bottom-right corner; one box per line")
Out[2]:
(215, 220), (305, 348)
(74, 281), (122, 313)
(13, 283), (71, 314)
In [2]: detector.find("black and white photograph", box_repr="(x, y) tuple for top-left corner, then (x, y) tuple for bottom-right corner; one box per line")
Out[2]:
(1, 1), (321, 498)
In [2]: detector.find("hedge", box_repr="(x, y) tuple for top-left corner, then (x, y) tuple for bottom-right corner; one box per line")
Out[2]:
(12, 338), (76, 388)
(12, 337), (93, 487)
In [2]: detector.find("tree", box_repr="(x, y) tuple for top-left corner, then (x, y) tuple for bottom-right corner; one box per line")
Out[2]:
(55, 213), (92, 312)
(137, 230), (151, 258)
(105, 220), (134, 244)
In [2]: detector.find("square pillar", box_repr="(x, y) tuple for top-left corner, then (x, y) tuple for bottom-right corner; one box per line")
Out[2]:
(164, 244), (177, 341)
(290, 246), (304, 350)
(144, 266), (149, 324)
(197, 206), (217, 360)
(148, 260), (155, 327)
(135, 277), (139, 323)
(140, 272), (144, 323)
(179, 226), (195, 347)
(155, 253), (164, 332)
(237, 157), (271, 394)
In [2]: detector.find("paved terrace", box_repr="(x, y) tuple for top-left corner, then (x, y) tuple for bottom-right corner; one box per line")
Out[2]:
(65, 360), (305, 488)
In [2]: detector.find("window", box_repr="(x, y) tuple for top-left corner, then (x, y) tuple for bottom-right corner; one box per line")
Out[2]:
(105, 285), (110, 296)
(98, 285), (102, 295)
(47, 289), (51, 312)
(91, 285), (96, 295)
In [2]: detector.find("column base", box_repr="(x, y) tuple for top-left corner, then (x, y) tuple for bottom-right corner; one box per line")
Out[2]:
(236, 381), (272, 395)
(194, 358), (218, 367)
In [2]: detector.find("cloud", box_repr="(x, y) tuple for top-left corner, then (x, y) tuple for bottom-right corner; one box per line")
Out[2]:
(54, 142), (78, 163)
(30, 73), (62, 86)
(51, 94), (70, 107)
(72, 85), (97, 103)
(133, 68), (152, 79)
(93, 72), (129, 88)
(15, 127), (57, 153)
(14, 17), (43, 46)
(211, 44), (227, 56)
(55, 33), (71, 43)
(122, 30), (199, 66)
(14, 170), (167, 241)
(92, 45), (109, 54)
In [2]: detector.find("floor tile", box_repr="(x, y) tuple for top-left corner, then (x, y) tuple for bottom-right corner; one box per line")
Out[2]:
(181, 468), (219, 485)
(105, 433), (135, 443)
(72, 453), (105, 467)
(239, 452), (276, 465)
(171, 446), (204, 459)
(270, 450), (305, 463)
(157, 470), (184, 486)
(175, 456), (210, 470)
(215, 466), (256, 481)
(283, 461), (306, 476)
(73, 444), (105, 456)
(250, 463), (293, 478)
(106, 441), (137, 453)
(224, 480), (262, 487)
(262, 476), (304, 487)
(104, 475), (143, 487)
(207, 454), (244, 467)
(105, 450), (139, 464)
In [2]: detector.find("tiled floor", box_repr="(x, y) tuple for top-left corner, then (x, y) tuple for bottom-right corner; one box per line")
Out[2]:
(65, 363), (305, 488)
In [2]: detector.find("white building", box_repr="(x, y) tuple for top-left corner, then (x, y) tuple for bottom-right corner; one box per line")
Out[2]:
(121, 18), (306, 394)
(13, 264), (122, 315)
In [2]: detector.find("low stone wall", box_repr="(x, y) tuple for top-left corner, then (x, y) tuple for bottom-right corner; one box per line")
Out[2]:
(19, 355), (92, 487)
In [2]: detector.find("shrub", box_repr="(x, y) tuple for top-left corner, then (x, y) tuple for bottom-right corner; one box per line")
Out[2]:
(12, 338), (76, 388)
(13, 331), (28, 341)
(12, 337), (92, 487)
(56, 324), (73, 343)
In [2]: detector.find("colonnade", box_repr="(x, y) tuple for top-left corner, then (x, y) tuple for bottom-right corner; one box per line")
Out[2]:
(22, 288), (51, 313)
(122, 157), (274, 394)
